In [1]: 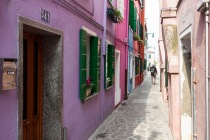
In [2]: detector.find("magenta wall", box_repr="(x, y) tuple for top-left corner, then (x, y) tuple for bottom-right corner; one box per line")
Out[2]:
(115, 0), (129, 101)
(0, 0), (117, 140)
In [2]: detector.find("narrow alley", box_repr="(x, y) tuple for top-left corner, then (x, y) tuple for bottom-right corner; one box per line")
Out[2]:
(89, 72), (172, 140)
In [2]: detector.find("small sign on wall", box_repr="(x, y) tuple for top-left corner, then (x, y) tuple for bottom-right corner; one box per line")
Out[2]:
(41, 9), (50, 23)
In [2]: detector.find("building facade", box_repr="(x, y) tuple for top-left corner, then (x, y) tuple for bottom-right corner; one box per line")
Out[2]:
(159, 0), (210, 139)
(0, 0), (131, 139)
(127, 0), (145, 93)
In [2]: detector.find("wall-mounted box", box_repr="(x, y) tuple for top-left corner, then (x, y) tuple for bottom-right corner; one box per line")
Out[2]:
(0, 58), (17, 91)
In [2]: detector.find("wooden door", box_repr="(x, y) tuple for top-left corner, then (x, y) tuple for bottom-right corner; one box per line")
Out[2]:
(22, 33), (43, 140)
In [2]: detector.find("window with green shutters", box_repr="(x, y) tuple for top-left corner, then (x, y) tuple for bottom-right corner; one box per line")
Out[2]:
(79, 29), (101, 101)
(149, 54), (151, 59)
(129, 0), (136, 32)
(104, 44), (115, 90)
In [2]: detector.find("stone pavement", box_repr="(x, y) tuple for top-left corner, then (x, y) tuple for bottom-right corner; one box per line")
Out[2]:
(89, 73), (173, 140)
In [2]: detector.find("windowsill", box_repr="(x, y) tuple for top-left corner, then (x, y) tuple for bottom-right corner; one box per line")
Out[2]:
(106, 85), (113, 91)
(82, 92), (99, 103)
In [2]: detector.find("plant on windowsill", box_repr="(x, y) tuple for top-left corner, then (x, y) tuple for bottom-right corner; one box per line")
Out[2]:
(85, 77), (94, 97)
(107, 7), (123, 23)
(106, 77), (111, 87)
(133, 34), (141, 41)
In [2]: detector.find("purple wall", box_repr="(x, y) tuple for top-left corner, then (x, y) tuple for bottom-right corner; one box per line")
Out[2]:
(0, 90), (17, 139)
(0, 0), (117, 139)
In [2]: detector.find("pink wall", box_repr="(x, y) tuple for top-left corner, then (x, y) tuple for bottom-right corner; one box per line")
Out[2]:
(177, 0), (207, 139)
(160, 0), (180, 139)
(115, 0), (129, 101)
(160, 0), (210, 139)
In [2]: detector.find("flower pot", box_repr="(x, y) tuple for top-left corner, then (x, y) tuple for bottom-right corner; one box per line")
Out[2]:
(107, 8), (122, 23)
(86, 88), (91, 97)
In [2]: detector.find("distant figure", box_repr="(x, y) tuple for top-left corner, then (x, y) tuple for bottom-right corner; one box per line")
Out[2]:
(147, 66), (150, 71)
(150, 64), (157, 85)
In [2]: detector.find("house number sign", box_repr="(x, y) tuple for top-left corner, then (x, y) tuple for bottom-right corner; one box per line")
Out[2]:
(41, 9), (50, 23)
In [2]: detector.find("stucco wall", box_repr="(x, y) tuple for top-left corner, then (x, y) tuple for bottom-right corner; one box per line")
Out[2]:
(115, 0), (129, 101)
(177, 0), (207, 139)
(0, 0), (117, 140)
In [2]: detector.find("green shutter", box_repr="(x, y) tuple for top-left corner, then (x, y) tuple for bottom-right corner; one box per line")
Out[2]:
(90, 36), (101, 93)
(129, 0), (134, 30)
(107, 45), (113, 86)
(140, 58), (143, 73)
(79, 29), (87, 100)
(107, 45), (115, 86)
(104, 52), (107, 90)
(129, 3), (137, 32)
(112, 46), (115, 84)
(134, 8), (137, 32)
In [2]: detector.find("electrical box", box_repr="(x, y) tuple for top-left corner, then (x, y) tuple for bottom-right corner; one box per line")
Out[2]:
(0, 58), (17, 91)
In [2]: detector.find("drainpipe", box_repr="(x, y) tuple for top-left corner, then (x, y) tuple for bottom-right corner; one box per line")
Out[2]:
(125, 0), (129, 99)
(102, 0), (107, 122)
(206, 3), (209, 140)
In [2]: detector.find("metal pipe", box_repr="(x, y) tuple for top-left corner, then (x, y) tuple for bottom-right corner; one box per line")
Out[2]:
(206, 3), (209, 140)
(102, 0), (107, 121)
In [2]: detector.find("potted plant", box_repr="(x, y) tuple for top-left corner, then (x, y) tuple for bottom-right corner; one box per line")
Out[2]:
(85, 77), (94, 97)
(107, 7), (123, 23)
(106, 77), (111, 87)
(133, 34), (141, 41)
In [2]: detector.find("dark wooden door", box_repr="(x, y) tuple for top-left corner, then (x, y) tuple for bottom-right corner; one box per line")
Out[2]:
(23, 33), (43, 140)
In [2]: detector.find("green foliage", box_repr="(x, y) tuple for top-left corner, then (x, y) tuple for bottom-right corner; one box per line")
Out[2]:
(107, 7), (123, 23)
(133, 34), (140, 41)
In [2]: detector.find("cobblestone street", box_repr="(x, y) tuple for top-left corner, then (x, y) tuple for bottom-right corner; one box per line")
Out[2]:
(89, 73), (172, 140)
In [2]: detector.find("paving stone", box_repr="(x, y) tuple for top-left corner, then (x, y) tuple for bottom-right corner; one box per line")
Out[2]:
(89, 74), (173, 140)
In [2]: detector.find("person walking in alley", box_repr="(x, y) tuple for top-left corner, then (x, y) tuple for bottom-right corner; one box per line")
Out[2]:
(150, 64), (157, 85)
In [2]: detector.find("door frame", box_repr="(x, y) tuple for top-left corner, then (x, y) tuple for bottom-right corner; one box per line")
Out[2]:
(179, 25), (193, 140)
(115, 50), (121, 106)
(18, 16), (64, 140)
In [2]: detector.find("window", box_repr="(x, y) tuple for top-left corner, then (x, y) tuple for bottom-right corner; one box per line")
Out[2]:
(129, 0), (137, 32)
(149, 54), (151, 59)
(135, 57), (139, 75)
(79, 29), (101, 101)
(117, 0), (124, 19)
(104, 43), (115, 90)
